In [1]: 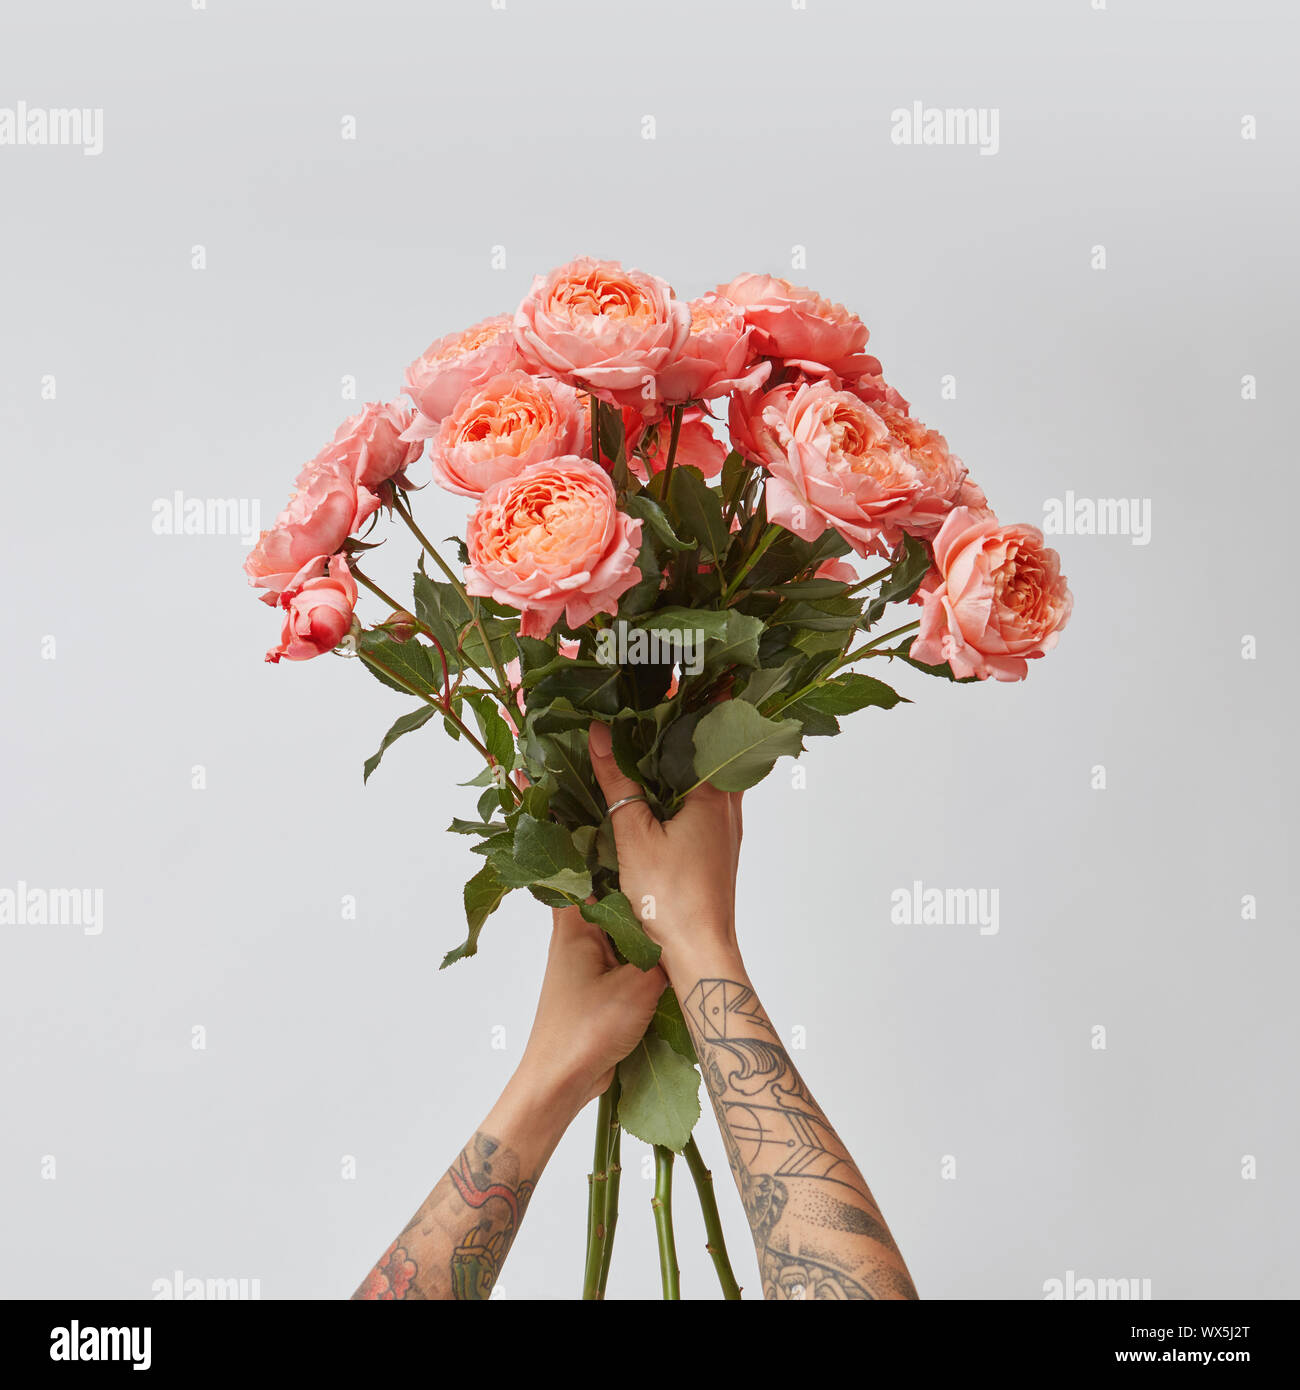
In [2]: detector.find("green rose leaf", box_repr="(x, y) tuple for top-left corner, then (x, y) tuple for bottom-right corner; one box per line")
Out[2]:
(799, 673), (905, 715)
(660, 465), (730, 561)
(441, 862), (510, 968)
(358, 632), (443, 699)
(362, 703), (439, 783)
(617, 1031), (701, 1153)
(651, 988), (698, 1064)
(623, 492), (693, 553)
(690, 699), (805, 792)
(511, 814), (586, 881)
(580, 891), (661, 971)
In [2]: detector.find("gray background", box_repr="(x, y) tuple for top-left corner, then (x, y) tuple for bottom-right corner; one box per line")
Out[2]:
(1, 0), (1295, 1300)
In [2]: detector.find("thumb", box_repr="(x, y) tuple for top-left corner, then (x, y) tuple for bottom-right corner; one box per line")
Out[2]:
(588, 721), (656, 847)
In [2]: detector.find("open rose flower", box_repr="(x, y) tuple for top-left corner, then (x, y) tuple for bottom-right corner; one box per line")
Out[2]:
(513, 257), (690, 412)
(465, 455), (643, 638)
(716, 274), (876, 379)
(633, 408), (727, 481)
(910, 507), (1072, 681)
(655, 293), (770, 403)
(763, 380), (931, 557)
(319, 400), (423, 491)
(265, 554), (358, 663)
(245, 453), (380, 603)
(429, 371), (588, 498)
(403, 315), (522, 433)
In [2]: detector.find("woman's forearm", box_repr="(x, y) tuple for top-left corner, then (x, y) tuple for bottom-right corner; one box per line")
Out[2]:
(352, 1063), (583, 1301)
(669, 942), (918, 1301)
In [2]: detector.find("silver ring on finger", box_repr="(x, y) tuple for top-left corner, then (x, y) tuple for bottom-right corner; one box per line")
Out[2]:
(606, 794), (648, 816)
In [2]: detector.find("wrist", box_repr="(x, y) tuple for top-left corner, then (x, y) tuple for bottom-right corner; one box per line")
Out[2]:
(505, 1052), (589, 1133)
(662, 935), (748, 995)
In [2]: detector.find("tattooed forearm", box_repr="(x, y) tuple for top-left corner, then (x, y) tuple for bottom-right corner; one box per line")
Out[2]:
(352, 1131), (535, 1301)
(683, 976), (918, 1301)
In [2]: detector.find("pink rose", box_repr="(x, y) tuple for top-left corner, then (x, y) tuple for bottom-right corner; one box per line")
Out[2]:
(633, 408), (727, 481)
(265, 554), (358, 663)
(429, 371), (588, 498)
(465, 455), (643, 638)
(727, 381), (798, 468)
(910, 508), (1072, 681)
(513, 257), (690, 412)
(318, 400), (423, 491)
(762, 380), (927, 558)
(245, 453), (380, 604)
(715, 273), (875, 379)
(655, 293), (771, 403)
(403, 315), (522, 432)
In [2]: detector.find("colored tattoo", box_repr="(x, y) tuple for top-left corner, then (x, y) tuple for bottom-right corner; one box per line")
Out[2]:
(683, 978), (918, 1301)
(352, 1131), (536, 1301)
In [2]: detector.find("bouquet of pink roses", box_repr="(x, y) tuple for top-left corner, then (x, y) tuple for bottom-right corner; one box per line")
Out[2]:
(245, 257), (1072, 1297)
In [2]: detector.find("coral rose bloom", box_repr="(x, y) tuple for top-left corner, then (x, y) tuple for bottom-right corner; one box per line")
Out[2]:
(245, 453), (379, 604)
(266, 555), (358, 663)
(654, 293), (770, 403)
(465, 456), (643, 638)
(911, 507), (1072, 681)
(319, 400), (423, 491)
(430, 371), (588, 498)
(764, 381), (929, 558)
(403, 315), (522, 431)
(513, 257), (690, 412)
(716, 273), (875, 379)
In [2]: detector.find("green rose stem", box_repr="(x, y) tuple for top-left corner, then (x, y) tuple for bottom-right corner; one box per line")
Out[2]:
(657, 402), (685, 503)
(596, 1081), (623, 1297)
(845, 557), (904, 597)
(590, 394), (601, 469)
(582, 1079), (616, 1298)
(651, 1145), (681, 1299)
(682, 1136), (742, 1300)
(390, 492), (513, 701)
(721, 522), (781, 604)
(847, 618), (920, 658)
(349, 564), (407, 617)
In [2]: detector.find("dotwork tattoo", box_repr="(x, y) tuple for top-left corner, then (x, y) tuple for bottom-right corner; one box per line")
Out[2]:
(352, 1131), (535, 1301)
(684, 978), (918, 1301)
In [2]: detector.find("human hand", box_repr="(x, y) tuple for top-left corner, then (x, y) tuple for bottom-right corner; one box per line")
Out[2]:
(516, 903), (667, 1112)
(587, 720), (744, 983)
